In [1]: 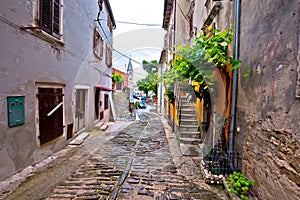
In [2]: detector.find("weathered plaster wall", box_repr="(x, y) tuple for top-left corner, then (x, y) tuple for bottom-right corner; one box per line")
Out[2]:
(0, 0), (113, 181)
(193, 0), (232, 34)
(174, 0), (190, 45)
(237, 0), (300, 199)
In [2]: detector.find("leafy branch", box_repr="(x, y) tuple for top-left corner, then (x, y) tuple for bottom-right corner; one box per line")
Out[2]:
(112, 74), (123, 83)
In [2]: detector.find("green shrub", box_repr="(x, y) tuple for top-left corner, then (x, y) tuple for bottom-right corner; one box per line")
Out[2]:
(226, 172), (257, 200)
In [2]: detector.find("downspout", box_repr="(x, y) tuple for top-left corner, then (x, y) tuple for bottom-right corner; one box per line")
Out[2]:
(229, 0), (240, 171)
(173, 0), (177, 131)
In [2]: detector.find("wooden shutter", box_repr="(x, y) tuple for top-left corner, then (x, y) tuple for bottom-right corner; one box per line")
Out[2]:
(93, 28), (104, 59)
(93, 28), (100, 55)
(40, 0), (52, 34)
(53, 0), (60, 37)
(100, 37), (104, 59)
(39, 0), (60, 38)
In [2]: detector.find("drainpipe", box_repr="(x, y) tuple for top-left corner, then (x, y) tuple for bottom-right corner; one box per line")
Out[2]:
(229, 0), (240, 171)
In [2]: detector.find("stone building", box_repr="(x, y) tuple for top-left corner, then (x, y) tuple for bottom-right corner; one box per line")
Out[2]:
(162, 0), (299, 199)
(236, 1), (300, 199)
(0, 0), (116, 181)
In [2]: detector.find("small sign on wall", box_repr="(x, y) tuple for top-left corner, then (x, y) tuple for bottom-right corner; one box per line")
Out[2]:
(7, 96), (25, 127)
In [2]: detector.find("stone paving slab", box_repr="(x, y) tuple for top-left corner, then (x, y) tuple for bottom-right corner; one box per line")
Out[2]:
(46, 112), (225, 200)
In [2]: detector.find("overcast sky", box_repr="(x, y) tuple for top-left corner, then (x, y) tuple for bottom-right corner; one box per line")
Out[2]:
(109, 0), (166, 70)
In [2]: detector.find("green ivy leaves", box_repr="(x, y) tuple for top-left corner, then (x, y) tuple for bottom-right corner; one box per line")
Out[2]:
(226, 172), (257, 200)
(112, 74), (123, 83)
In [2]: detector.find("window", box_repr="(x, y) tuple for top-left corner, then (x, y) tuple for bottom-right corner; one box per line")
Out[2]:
(39, 0), (61, 38)
(106, 45), (112, 67)
(93, 28), (104, 59)
(107, 15), (113, 32)
(104, 94), (109, 109)
(98, 0), (104, 11)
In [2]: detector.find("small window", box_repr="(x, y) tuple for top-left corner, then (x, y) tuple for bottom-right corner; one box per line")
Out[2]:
(104, 94), (109, 109)
(39, 0), (61, 39)
(106, 45), (112, 67)
(94, 28), (104, 59)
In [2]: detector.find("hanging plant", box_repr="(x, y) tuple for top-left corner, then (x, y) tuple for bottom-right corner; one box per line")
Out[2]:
(166, 28), (241, 101)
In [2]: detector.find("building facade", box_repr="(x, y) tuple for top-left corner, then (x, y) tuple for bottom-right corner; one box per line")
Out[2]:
(112, 67), (128, 91)
(0, 0), (115, 181)
(161, 0), (300, 199)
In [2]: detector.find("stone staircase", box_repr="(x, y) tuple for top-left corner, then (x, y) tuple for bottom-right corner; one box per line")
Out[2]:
(178, 96), (202, 157)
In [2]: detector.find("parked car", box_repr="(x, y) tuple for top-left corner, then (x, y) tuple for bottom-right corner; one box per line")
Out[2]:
(138, 101), (146, 109)
(133, 95), (139, 100)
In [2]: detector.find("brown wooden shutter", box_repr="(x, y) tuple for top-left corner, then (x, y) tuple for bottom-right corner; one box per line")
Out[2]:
(39, 0), (60, 38)
(40, 0), (52, 34)
(100, 37), (104, 59)
(93, 28), (99, 55)
(53, 0), (60, 36)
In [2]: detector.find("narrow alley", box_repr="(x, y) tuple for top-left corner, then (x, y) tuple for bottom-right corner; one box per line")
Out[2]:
(1, 1), (299, 200)
(1, 91), (226, 200)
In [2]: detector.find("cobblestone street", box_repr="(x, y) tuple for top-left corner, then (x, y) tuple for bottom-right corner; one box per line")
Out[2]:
(46, 112), (222, 200)
(1, 92), (227, 200)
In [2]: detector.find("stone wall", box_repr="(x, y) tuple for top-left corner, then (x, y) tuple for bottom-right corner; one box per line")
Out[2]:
(237, 0), (300, 199)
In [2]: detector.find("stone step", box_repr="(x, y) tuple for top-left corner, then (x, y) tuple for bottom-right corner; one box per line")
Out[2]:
(180, 106), (194, 110)
(180, 110), (196, 115)
(180, 107), (194, 111)
(179, 131), (201, 138)
(180, 119), (198, 125)
(180, 103), (193, 107)
(180, 116), (197, 120)
(180, 137), (202, 145)
(180, 113), (196, 117)
(179, 144), (202, 157)
(179, 125), (199, 132)
(180, 100), (194, 106)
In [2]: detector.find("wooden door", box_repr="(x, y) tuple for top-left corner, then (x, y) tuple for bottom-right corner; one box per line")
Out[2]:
(38, 88), (63, 145)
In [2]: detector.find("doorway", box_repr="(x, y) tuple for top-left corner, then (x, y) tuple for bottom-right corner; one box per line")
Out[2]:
(75, 89), (87, 132)
(37, 87), (64, 145)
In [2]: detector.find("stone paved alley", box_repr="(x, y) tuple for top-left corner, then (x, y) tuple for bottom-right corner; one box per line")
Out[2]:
(1, 92), (227, 200)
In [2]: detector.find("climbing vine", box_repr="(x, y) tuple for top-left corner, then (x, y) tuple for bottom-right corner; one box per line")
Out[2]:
(164, 27), (241, 101)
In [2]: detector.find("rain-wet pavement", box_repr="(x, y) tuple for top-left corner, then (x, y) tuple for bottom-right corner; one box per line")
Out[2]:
(1, 92), (227, 200)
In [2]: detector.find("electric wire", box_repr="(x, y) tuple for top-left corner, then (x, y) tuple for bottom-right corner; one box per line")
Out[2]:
(96, 12), (146, 66)
(99, 19), (161, 27)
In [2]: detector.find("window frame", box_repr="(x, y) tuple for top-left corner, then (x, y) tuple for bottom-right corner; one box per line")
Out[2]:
(93, 28), (104, 59)
(107, 15), (113, 32)
(105, 45), (112, 67)
(39, 0), (62, 39)
(104, 94), (109, 110)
